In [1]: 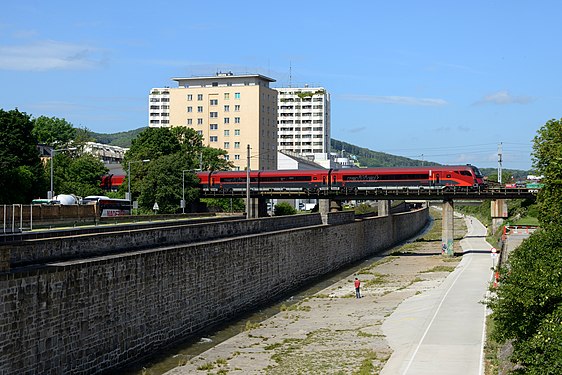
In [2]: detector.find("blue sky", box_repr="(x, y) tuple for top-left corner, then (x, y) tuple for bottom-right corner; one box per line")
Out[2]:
(1, 1), (561, 171)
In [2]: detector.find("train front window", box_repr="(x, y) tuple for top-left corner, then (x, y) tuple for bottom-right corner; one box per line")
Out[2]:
(472, 167), (484, 178)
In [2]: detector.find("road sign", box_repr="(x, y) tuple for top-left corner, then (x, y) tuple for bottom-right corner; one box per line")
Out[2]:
(153, 202), (159, 211)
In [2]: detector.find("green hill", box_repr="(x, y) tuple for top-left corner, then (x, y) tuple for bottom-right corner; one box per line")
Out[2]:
(89, 127), (146, 148)
(330, 139), (437, 167)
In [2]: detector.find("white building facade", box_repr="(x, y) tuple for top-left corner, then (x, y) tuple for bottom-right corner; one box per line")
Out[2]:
(275, 87), (331, 167)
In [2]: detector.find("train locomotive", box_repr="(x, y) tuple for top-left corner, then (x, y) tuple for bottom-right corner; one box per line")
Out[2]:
(197, 164), (486, 194)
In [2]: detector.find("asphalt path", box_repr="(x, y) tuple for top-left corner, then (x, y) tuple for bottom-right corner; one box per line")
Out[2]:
(381, 216), (494, 375)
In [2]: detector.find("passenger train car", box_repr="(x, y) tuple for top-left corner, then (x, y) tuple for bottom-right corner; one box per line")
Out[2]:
(197, 165), (486, 194)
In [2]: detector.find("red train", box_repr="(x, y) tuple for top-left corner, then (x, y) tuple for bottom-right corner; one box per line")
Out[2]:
(197, 165), (486, 194)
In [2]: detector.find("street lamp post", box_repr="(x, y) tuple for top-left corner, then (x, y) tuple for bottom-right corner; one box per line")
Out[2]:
(182, 169), (202, 214)
(127, 159), (150, 212)
(49, 147), (77, 199)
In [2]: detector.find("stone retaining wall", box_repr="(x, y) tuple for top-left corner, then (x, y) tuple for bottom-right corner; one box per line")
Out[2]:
(0, 208), (428, 374)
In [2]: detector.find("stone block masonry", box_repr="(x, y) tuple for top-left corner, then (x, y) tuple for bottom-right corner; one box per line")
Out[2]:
(0, 209), (428, 374)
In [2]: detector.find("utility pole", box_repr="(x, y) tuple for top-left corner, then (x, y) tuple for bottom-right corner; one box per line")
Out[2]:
(246, 144), (251, 219)
(498, 142), (503, 184)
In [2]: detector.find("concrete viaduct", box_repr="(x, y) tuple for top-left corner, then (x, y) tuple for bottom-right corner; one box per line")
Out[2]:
(221, 187), (537, 256)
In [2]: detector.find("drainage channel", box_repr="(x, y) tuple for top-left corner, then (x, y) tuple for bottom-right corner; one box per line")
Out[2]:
(120, 252), (392, 375)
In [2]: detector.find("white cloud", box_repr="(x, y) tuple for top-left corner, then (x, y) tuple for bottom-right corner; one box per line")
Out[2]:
(0, 40), (106, 71)
(474, 90), (534, 105)
(343, 94), (447, 106)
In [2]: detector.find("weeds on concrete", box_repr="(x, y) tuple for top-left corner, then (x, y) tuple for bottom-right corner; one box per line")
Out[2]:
(420, 265), (456, 273)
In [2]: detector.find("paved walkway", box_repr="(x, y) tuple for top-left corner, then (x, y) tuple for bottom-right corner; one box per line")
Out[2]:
(381, 216), (493, 375)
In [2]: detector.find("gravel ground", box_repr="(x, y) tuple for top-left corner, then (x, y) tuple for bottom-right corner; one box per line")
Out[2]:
(165, 210), (467, 375)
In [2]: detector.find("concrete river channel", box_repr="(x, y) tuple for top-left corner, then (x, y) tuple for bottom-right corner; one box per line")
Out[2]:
(121, 250), (397, 375)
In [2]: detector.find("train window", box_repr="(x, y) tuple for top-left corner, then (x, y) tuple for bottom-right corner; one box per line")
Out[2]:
(460, 171), (472, 176)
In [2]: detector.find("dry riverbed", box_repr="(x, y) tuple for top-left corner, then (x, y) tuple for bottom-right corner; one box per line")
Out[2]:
(165, 210), (467, 375)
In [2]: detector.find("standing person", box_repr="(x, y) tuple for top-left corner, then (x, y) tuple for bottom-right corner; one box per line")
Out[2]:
(354, 277), (361, 298)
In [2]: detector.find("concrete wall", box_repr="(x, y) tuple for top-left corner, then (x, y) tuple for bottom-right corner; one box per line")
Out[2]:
(0, 208), (428, 374)
(3, 214), (323, 269)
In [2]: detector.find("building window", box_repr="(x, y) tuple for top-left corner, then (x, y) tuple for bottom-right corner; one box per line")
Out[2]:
(212, 82), (218, 87)
(224, 154), (229, 160)
(210, 136), (218, 142)
(210, 124), (218, 130)
(224, 117), (230, 124)
(234, 142), (240, 149)
(197, 118), (203, 125)
(197, 94), (203, 101)
(234, 105), (240, 111)
(187, 106), (192, 112)
(234, 129), (240, 136)
(224, 142), (230, 149)
(150, 120), (160, 124)
(234, 154), (240, 160)
(224, 93), (230, 100)
(224, 130), (230, 136)
(197, 130), (202, 136)
(197, 106), (203, 113)
(187, 94), (193, 101)
(187, 119), (192, 125)
(210, 99), (218, 105)
(235, 92), (240, 99)
(210, 112), (218, 118)
(224, 105), (230, 112)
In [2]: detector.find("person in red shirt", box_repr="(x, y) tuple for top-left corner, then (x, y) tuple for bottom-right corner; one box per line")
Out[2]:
(354, 277), (361, 298)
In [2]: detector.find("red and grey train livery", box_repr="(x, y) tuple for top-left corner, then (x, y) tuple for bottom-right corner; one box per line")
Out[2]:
(197, 165), (486, 194)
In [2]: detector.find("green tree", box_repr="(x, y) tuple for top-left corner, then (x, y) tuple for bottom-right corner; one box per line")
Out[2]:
(488, 118), (562, 374)
(0, 109), (46, 203)
(124, 127), (232, 212)
(54, 153), (108, 197)
(532, 118), (562, 227)
(489, 229), (562, 374)
(139, 154), (200, 214)
(274, 202), (297, 216)
(32, 115), (76, 147)
(201, 198), (245, 212)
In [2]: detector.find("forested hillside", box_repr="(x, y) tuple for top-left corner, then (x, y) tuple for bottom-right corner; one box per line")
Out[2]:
(331, 139), (435, 167)
(89, 127), (146, 147)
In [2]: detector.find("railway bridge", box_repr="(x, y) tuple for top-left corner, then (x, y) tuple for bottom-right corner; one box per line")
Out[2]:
(202, 187), (537, 256)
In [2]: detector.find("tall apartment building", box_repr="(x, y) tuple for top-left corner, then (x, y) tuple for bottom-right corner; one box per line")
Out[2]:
(149, 72), (278, 171)
(275, 86), (331, 166)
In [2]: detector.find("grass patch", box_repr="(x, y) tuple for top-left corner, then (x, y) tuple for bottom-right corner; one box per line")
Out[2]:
(420, 265), (456, 273)
(243, 320), (261, 332)
(265, 342), (283, 351)
(363, 273), (388, 288)
(352, 350), (378, 375)
(484, 315), (500, 375)
(197, 362), (214, 370)
(357, 330), (375, 338)
(280, 303), (311, 312)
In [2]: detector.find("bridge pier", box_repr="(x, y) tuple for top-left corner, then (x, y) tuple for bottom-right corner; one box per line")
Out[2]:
(246, 198), (268, 218)
(491, 199), (507, 233)
(378, 200), (390, 216)
(319, 199), (343, 224)
(441, 199), (454, 256)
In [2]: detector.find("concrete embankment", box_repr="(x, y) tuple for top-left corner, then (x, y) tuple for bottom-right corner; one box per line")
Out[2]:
(0, 209), (428, 374)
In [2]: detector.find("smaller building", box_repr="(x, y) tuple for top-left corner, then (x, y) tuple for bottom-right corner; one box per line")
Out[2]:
(83, 142), (127, 164)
